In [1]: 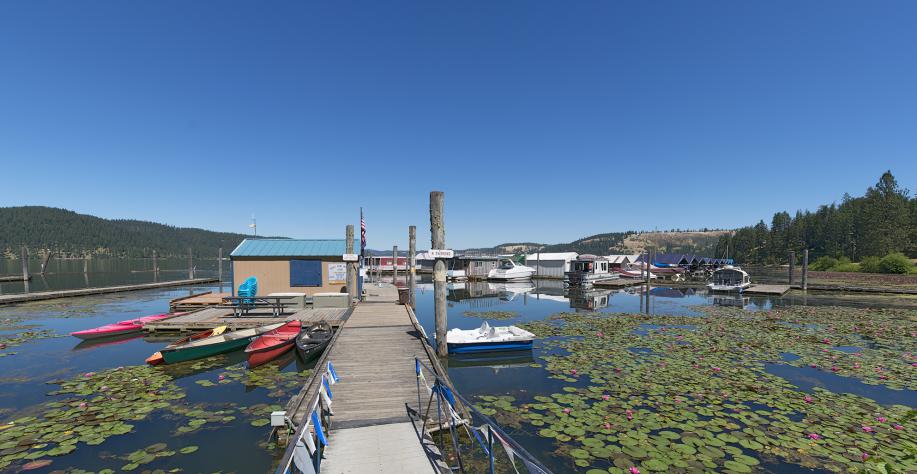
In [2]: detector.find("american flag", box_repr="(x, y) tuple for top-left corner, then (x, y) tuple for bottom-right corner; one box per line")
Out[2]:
(360, 208), (366, 256)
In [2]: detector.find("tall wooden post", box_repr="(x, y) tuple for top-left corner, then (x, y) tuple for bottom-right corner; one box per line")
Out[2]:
(392, 245), (399, 283)
(431, 191), (448, 356)
(21, 246), (30, 282)
(218, 248), (223, 282)
(83, 254), (89, 274)
(152, 250), (158, 274)
(188, 247), (194, 280)
(408, 225), (416, 307)
(788, 251), (795, 285)
(802, 249), (809, 291)
(346, 225), (355, 305)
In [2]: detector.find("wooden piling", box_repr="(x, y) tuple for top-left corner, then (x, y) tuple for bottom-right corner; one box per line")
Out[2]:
(346, 225), (355, 305)
(40, 249), (53, 275)
(408, 225), (416, 307)
(392, 245), (398, 283)
(218, 248), (223, 282)
(152, 250), (158, 274)
(802, 249), (809, 291)
(188, 247), (194, 280)
(20, 246), (30, 282)
(788, 251), (795, 285)
(430, 191), (448, 357)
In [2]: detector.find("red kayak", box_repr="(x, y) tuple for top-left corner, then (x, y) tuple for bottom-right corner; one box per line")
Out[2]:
(244, 320), (302, 368)
(71, 313), (175, 340)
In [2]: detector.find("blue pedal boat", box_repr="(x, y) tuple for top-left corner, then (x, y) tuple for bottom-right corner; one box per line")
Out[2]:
(446, 321), (535, 354)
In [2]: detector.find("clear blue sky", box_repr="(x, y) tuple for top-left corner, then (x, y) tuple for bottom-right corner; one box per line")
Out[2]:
(1, 1), (915, 250)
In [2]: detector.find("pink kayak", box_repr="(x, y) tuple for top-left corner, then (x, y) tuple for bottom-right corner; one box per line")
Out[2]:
(71, 313), (175, 340)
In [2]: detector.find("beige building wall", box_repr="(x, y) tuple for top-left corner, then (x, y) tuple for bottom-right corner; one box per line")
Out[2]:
(231, 257), (347, 296)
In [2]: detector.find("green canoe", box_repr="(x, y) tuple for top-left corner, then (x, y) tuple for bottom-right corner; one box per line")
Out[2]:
(160, 322), (286, 364)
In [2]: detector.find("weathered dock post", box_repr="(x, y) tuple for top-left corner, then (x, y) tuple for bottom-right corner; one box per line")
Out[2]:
(152, 250), (159, 274)
(21, 246), (30, 282)
(188, 248), (194, 280)
(83, 254), (89, 274)
(218, 248), (223, 282)
(408, 225), (416, 307)
(430, 191), (448, 357)
(788, 251), (795, 285)
(392, 245), (399, 283)
(346, 225), (356, 305)
(801, 249), (809, 291)
(40, 249), (53, 275)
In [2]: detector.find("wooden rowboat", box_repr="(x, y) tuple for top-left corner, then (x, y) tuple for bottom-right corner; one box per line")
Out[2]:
(245, 320), (302, 368)
(151, 322), (286, 365)
(294, 322), (333, 362)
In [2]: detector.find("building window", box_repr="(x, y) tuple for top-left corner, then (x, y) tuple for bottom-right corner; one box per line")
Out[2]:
(290, 260), (322, 287)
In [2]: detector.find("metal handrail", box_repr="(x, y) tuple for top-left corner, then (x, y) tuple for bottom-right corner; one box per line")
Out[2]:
(275, 360), (339, 474)
(413, 357), (552, 474)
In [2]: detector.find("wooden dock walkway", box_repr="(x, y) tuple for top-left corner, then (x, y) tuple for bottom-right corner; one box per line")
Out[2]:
(285, 283), (441, 472)
(0, 278), (219, 306)
(144, 306), (350, 332)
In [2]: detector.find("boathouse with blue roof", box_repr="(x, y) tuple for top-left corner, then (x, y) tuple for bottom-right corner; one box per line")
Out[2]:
(230, 238), (357, 296)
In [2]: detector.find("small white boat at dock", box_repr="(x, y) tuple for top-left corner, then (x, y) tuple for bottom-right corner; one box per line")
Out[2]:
(487, 258), (536, 281)
(565, 254), (619, 287)
(706, 265), (752, 292)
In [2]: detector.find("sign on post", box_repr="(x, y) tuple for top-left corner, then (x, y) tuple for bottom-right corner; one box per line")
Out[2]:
(342, 254), (359, 262)
(429, 249), (454, 259)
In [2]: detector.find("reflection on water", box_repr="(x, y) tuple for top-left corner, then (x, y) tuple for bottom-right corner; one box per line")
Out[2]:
(765, 363), (917, 407)
(0, 257), (227, 295)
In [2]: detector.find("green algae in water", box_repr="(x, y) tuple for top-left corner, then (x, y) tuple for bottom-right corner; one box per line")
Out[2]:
(472, 305), (917, 473)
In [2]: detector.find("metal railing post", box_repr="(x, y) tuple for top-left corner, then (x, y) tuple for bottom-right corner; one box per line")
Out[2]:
(488, 426), (495, 474)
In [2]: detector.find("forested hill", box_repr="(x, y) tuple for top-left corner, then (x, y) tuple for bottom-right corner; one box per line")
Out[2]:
(1, 207), (270, 258)
(717, 171), (917, 264)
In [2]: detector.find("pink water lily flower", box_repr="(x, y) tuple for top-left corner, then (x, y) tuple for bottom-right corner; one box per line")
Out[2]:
(803, 396), (813, 404)
(604, 422), (612, 430)
(861, 452), (869, 461)
(629, 467), (640, 474)
(831, 366), (839, 372)
(218, 375), (225, 381)
(570, 369), (577, 375)
(893, 424), (903, 430)
(861, 425), (874, 433)
(809, 363), (818, 368)
(822, 338), (830, 344)
(712, 367), (722, 372)
(807, 433), (821, 440)
(596, 331), (604, 337)
(876, 416), (887, 423)
(563, 408), (571, 414)
(602, 394), (610, 401)
(912, 362), (917, 367)
(79, 402), (87, 409)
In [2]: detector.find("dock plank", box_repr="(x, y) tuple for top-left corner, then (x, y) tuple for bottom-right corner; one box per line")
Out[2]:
(144, 307), (349, 332)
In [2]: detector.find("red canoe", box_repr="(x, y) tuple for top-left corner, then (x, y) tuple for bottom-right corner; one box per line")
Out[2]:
(71, 313), (175, 340)
(244, 320), (302, 368)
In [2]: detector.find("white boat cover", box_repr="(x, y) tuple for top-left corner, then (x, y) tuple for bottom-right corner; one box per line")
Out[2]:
(446, 321), (535, 344)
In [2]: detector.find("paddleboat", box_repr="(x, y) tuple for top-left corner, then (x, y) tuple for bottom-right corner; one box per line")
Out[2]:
(446, 321), (535, 354)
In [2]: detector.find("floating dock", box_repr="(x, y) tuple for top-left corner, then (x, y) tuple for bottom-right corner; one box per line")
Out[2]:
(169, 291), (231, 311)
(592, 278), (646, 289)
(280, 283), (447, 472)
(743, 284), (792, 295)
(143, 306), (350, 332)
(0, 278), (219, 306)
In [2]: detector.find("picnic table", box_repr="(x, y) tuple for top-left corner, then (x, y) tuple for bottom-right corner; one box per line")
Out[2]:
(220, 295), (296, 317)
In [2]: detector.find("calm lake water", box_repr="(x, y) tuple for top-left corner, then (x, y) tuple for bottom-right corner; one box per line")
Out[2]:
(0, 258), (225, 295)
(1, 276), (914, 473)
